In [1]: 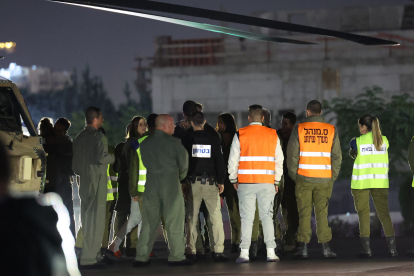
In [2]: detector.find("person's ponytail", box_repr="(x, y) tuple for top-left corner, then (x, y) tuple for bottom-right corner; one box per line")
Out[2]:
(371, 117), (383, 151)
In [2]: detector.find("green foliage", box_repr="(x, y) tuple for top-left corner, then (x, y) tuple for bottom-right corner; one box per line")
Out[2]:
(323, 86), (414, 229)
(24, 66), (152, 146)
(323, 86), (414, 179)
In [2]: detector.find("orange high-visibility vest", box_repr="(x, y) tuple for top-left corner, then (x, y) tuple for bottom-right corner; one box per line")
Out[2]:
(238, 125), (278, 184)
(298, 122), (335, 178)
(297, 122), (335, 178)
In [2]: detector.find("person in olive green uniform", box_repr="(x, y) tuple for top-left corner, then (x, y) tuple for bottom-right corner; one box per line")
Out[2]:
(287, 100), (342, 259)
(72, 107), (115, 269)
(74, 128), (118, 264)
(349, 115), (397, 257)
(408, 136), (414, 256)
(133, 115), (193, 267)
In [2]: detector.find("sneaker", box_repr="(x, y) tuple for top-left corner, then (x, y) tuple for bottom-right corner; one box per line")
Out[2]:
(236, 249), (249, 263)
(114, 250), (123, 258)
(266, 248), (280, 262)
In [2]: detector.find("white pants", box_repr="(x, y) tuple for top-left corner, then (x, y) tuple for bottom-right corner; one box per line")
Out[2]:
(113, 198), (142, 249)
(237, 184), (276, 250)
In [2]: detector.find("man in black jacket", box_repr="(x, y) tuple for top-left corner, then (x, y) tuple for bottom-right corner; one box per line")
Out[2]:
(182, 111), (228, 262)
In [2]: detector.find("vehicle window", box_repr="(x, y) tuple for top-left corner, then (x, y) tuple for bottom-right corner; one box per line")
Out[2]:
(0, 87), (22, 133)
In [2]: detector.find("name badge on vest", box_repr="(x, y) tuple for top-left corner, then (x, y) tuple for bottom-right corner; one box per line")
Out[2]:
(192, 145), (211, 158)
(359, 144), (387, 156)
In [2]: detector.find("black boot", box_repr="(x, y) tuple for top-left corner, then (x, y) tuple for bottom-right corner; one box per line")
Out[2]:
(276, 238), (285, 257)
(293, 242), (308, 259)
(386, 236), (398, 257)
(249, 241), (258, 261)
(407, 249), (414, 256)
(357, 237), (372, 258)
(213, 252), (229, 262)
(322, 242), (336, 259)
(231, 243), (239, 253)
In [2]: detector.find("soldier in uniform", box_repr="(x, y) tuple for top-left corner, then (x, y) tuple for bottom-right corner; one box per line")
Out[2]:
(72, 106), (115, 269)
(133, 115), (193, 267)
(287, 100), (342, 259)
(349, 115), (397, 257)
(182, 111), (228, 262)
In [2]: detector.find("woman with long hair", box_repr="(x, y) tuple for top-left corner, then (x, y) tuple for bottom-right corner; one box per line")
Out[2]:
(106, 116), (147, 257)
(350, 115), (397, 258)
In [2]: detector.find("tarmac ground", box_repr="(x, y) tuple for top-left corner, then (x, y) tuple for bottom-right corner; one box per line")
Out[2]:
(80, 236), (414, 276)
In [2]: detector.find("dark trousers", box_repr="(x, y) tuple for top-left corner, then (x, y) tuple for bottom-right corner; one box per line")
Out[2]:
(281, 175), (299, 245)
(56, 177), (76, 238)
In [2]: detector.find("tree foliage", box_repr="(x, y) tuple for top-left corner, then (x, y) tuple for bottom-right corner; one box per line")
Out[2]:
(23, 66), (151, 146)
(323, 86), (414, 229)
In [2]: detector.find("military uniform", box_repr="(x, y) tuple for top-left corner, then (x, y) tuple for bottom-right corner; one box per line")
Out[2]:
(350, 132), (396, 257)
(74, 146), (118, 252)
(72, 126), (115, 265)
(135, 129), (189, 263)
(287, 115), (341, 258)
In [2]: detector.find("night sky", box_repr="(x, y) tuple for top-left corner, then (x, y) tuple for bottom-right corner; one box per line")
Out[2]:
(1, 0), (409, 105)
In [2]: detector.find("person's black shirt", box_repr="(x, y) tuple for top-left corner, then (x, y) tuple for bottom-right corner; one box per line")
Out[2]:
(182, 130), (225, 184)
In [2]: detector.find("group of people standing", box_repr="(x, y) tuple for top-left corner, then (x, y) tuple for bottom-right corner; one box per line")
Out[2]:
(38, 98), (412, 270)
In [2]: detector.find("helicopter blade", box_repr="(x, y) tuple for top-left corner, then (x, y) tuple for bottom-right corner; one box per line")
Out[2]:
(49, 0), (398, 46)
(49, 0), (314, 44)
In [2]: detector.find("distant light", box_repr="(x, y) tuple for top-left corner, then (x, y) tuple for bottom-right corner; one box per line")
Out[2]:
(346, 212), (350, 216)
(0, 42), (16, 49)
(9, 63), (16, 70)
(32, 65), (37, 70)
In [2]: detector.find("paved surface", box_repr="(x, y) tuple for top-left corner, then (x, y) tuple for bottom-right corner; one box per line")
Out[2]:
(80, 237), (414, 276)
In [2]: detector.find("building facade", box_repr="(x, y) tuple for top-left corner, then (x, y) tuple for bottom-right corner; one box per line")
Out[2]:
(0, 63), (72, 93)
(150, 4), (414, 129)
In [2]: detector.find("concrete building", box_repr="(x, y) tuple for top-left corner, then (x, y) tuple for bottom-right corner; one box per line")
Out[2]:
(0, 63), (72, 93)
(146, 4), (414, 216)
(150, 4), (414, 129)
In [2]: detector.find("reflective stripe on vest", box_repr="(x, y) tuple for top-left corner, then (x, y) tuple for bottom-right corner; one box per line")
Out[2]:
(136, 136), (149, 192)
(107, 163), (118, 201)
(237, 125), (278, 184)
(107, 187), (118, 193)
(298, 164), (331, 170)
(107, 176), (118, 181)
(297, 122), (335, 178)
(351, 132), (389, 189)
(238, 169), (275, 175)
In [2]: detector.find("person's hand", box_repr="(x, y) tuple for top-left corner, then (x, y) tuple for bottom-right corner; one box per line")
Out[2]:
(275, 185), (279, 194)
(178, 121), (191, 129)
(218, 184), (224, 194)
(233, 182), (239, 191)
(132, 196), (139, 202)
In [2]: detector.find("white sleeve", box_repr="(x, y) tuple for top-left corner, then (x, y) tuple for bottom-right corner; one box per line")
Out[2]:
(275, 137), (284, 183)
(228, 133), (240, 183)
